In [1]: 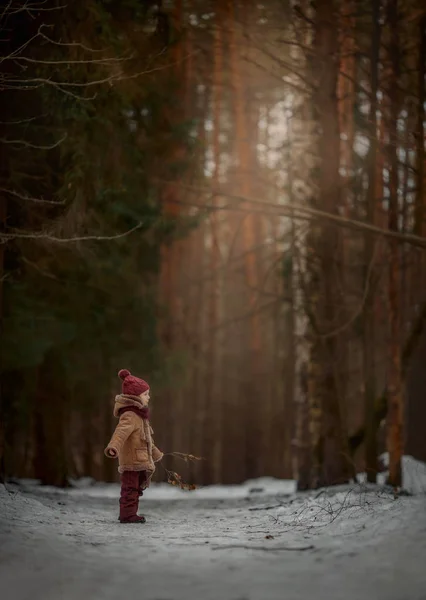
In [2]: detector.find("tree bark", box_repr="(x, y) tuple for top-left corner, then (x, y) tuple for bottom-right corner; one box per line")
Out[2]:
(349, 299), (426, 456)
(228, 0), (262, 480)
(157, 0), (185, 465)
(414, 15), (425, 236)
(206, 4), (223, 484)
(308, 0), (352, 487)
(0, 192), (6, 483)
(363, 0), (381, 484)
(337, 0), (356, 214)
(295, 363), (312, 490)
(386, 0), (404, 488)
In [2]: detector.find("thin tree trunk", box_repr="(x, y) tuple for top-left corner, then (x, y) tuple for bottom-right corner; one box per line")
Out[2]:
(386, 0), (404, 488)
(338, 0), (356, 214)
(414, 15), (425, 236)
(284, 112), (296, 480)
(208, 7), (223, 484)
(170, 0), (185, 462)
(194, 84), (209, 484)
(295, 362), (312, 489)
(0, 192), (6, 482)
(363, 0), (381, 484)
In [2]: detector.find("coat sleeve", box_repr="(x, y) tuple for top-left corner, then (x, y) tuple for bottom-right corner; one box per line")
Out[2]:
(152, 443), (164, 463)
(104, 413), (136, 458)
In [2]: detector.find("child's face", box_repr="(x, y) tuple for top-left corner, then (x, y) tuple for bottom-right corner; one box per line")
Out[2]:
(140, 390), (150, 404)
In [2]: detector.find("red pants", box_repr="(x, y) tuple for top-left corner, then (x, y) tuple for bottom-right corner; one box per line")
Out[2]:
(119, 471), (147, 519)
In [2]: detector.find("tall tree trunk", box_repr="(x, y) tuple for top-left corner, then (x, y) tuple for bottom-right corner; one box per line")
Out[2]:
(194, 85), (209, 484)
(290, 0), (319, 490)
(0, 122), (7, 482)
(158, 0), (184, 462)
(414, 15), (425, 236)
(337, 0), (356, 214)
(228, 0), (262, 479)
(284, 112), (296, 480)
(207, 6), (223, 484)
(309, 0), (351, 487)
(0, 192), (6, 482)
(386, 0), (404, 488)
(363, 0), (381, 484)
(170, 0), (186, 463)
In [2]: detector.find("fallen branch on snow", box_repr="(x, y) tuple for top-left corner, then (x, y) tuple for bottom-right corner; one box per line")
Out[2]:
(211, 544), (315, 552)
(248, 504), (284, 512)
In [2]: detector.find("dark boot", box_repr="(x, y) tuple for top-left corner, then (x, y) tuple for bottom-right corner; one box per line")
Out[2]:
(119, 514), (146, 524)
(119, 471), (145, 523)
(117, 514), (146, 522)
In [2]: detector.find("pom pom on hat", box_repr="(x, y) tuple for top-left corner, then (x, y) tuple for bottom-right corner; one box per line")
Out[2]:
(118, 368), (149, 396)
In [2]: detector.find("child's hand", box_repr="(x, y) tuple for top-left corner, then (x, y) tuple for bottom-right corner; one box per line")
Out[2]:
(105, 447), (118, 458)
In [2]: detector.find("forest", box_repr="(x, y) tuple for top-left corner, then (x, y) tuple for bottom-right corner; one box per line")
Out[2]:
(1, 0), (425, 491)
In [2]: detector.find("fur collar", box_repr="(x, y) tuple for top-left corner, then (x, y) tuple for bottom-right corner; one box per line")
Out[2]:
(113, 394), (148, 418)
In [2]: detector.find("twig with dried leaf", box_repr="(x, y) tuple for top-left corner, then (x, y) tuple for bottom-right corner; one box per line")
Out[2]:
(161, 452), (204, 491)
(163, 452), (204, 463)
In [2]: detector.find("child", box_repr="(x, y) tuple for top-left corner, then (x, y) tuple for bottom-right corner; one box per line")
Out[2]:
(104, 369), (163, 523)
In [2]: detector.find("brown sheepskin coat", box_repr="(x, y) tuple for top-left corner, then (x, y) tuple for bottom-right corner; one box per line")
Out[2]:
(104, 394), (163, 482)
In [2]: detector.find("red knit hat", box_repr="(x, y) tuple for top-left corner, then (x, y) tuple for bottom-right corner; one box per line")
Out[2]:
(118, 369), (150, 397)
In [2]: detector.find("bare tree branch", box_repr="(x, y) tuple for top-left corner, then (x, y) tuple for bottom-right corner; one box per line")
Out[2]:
(211, 544), (315, 552)
(0, 187), (65, 205)
(155, 180), (426, 250)
(0, 222), (144, 244)
(0, 134), (66, 150)
(10, 55), (134, 65)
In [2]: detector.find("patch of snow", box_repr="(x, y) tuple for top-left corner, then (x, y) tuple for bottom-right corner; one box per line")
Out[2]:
(357, 454), (426, 495)
(274, 484), (400, 541)
(399, 455), (426, 494)
(12, 475), (296, 501)
(7, 477), (41, 486)
(68, 476), (96, 489)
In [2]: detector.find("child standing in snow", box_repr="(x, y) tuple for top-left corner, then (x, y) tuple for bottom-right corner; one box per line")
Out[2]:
(105, 369), (163, 523)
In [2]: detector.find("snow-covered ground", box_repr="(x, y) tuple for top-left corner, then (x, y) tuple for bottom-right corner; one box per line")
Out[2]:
(1, 458), (426, 600)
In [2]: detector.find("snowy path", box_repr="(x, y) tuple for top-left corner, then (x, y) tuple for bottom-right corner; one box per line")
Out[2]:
(1, 480), (426, 600)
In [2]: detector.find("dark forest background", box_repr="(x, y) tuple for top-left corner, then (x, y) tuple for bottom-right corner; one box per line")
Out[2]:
(0, 0), (425, 489)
